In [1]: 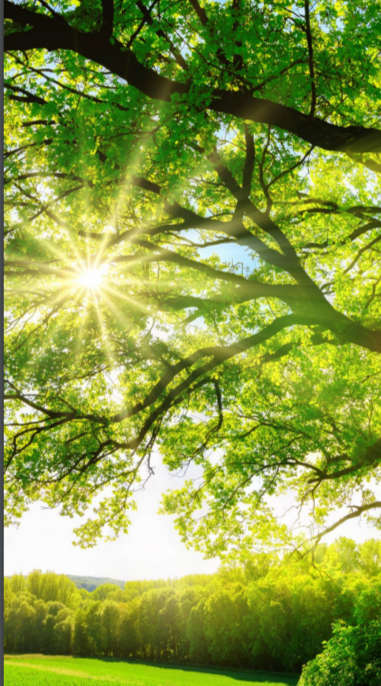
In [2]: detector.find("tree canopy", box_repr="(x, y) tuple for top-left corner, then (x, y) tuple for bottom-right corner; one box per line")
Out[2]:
(4, 0), (381, 553)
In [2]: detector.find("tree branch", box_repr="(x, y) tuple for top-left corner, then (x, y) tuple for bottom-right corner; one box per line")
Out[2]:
(4, 1), (381, 153)
(304, 0), (316, 117)
(100, 0), (114, 39)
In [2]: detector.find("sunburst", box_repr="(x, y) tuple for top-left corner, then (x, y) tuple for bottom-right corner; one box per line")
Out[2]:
(78, 267), (105, 290)
(77, 264), (109, 290)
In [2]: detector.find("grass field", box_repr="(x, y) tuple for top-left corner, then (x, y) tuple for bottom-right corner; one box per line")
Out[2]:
(4, 655), (299, 686)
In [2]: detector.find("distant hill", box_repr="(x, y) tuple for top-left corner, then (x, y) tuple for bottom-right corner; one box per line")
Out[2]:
(67, 575), (126, 592)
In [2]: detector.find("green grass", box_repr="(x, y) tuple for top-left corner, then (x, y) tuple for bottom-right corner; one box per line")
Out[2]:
(4, 655), (299, 686)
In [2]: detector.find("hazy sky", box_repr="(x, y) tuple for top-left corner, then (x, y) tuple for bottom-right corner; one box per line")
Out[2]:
(4, 453), (221, 581)
(5, 450), (377, 581)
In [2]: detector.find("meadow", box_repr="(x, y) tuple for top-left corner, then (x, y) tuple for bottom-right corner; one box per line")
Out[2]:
(4, 656), (299, 686)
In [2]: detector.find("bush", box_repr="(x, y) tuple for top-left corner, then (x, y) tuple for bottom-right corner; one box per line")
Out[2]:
(298, 620), (381, 686)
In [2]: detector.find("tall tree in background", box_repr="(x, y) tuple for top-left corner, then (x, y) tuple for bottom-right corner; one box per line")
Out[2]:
(4, 0), (381, 554)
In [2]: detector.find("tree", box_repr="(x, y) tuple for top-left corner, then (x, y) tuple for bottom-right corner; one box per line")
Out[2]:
(4, 595), (37, 653)
(4, 0), (381, 555)
(359, 539), (381, 577)
(53, 617), (73, 655)
(177, 587), (204, 660)
(32, 599), (48, 653)
(187, 598), (210, 663)
(204, 585), (250, 666)
(72, 607), (89, 655)
(299, 619), (381, 686)
(43, 601), (67, 653)
(100, 600), (121, 655)
(158, 592), (181, 659)
(118, 602), (139, 657)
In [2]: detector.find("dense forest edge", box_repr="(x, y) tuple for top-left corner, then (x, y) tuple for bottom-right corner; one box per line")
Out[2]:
(4, 538), (381, 682)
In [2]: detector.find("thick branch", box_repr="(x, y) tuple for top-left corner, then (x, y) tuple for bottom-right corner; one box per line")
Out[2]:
(4, 1), (381, 153)
(100, 0), (114, 39)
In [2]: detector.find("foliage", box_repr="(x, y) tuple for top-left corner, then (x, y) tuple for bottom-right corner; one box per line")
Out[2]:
(4, 0), (381, 552)
(3, 539), (381, 673)
(298, 619), (381, 686)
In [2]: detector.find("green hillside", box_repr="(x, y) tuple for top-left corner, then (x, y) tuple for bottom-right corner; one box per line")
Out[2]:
(66, 575), (126, 592)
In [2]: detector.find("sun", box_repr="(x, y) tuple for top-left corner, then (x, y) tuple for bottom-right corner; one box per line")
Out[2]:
(78, 266), (106, 290)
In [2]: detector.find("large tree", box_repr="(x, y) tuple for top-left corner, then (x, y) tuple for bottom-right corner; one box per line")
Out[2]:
(4, 0), (381, 554)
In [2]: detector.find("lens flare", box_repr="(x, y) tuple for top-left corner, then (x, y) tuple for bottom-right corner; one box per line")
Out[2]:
(78, 266), (106, 290)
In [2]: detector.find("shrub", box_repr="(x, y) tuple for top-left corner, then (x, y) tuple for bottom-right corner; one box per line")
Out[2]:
(298, 619), (381, 686)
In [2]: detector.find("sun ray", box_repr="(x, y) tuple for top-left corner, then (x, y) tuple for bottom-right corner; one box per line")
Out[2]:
(91, 291), (119, 372)
(96, 293), (136, 333)
(73, 297), (93, 361)
(10, 285), (91, 372)
(97, 289), (150, 332)
(101, 283), (151, 314)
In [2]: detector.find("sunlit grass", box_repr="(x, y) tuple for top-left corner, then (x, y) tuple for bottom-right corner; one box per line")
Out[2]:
(4, 655), (299, 686)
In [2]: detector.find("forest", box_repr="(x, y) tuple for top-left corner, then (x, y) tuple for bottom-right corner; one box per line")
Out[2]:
(4, 539), (381, 681)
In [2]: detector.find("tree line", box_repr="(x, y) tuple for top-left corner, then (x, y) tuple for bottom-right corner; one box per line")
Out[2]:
(4, 538), (381, 674)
